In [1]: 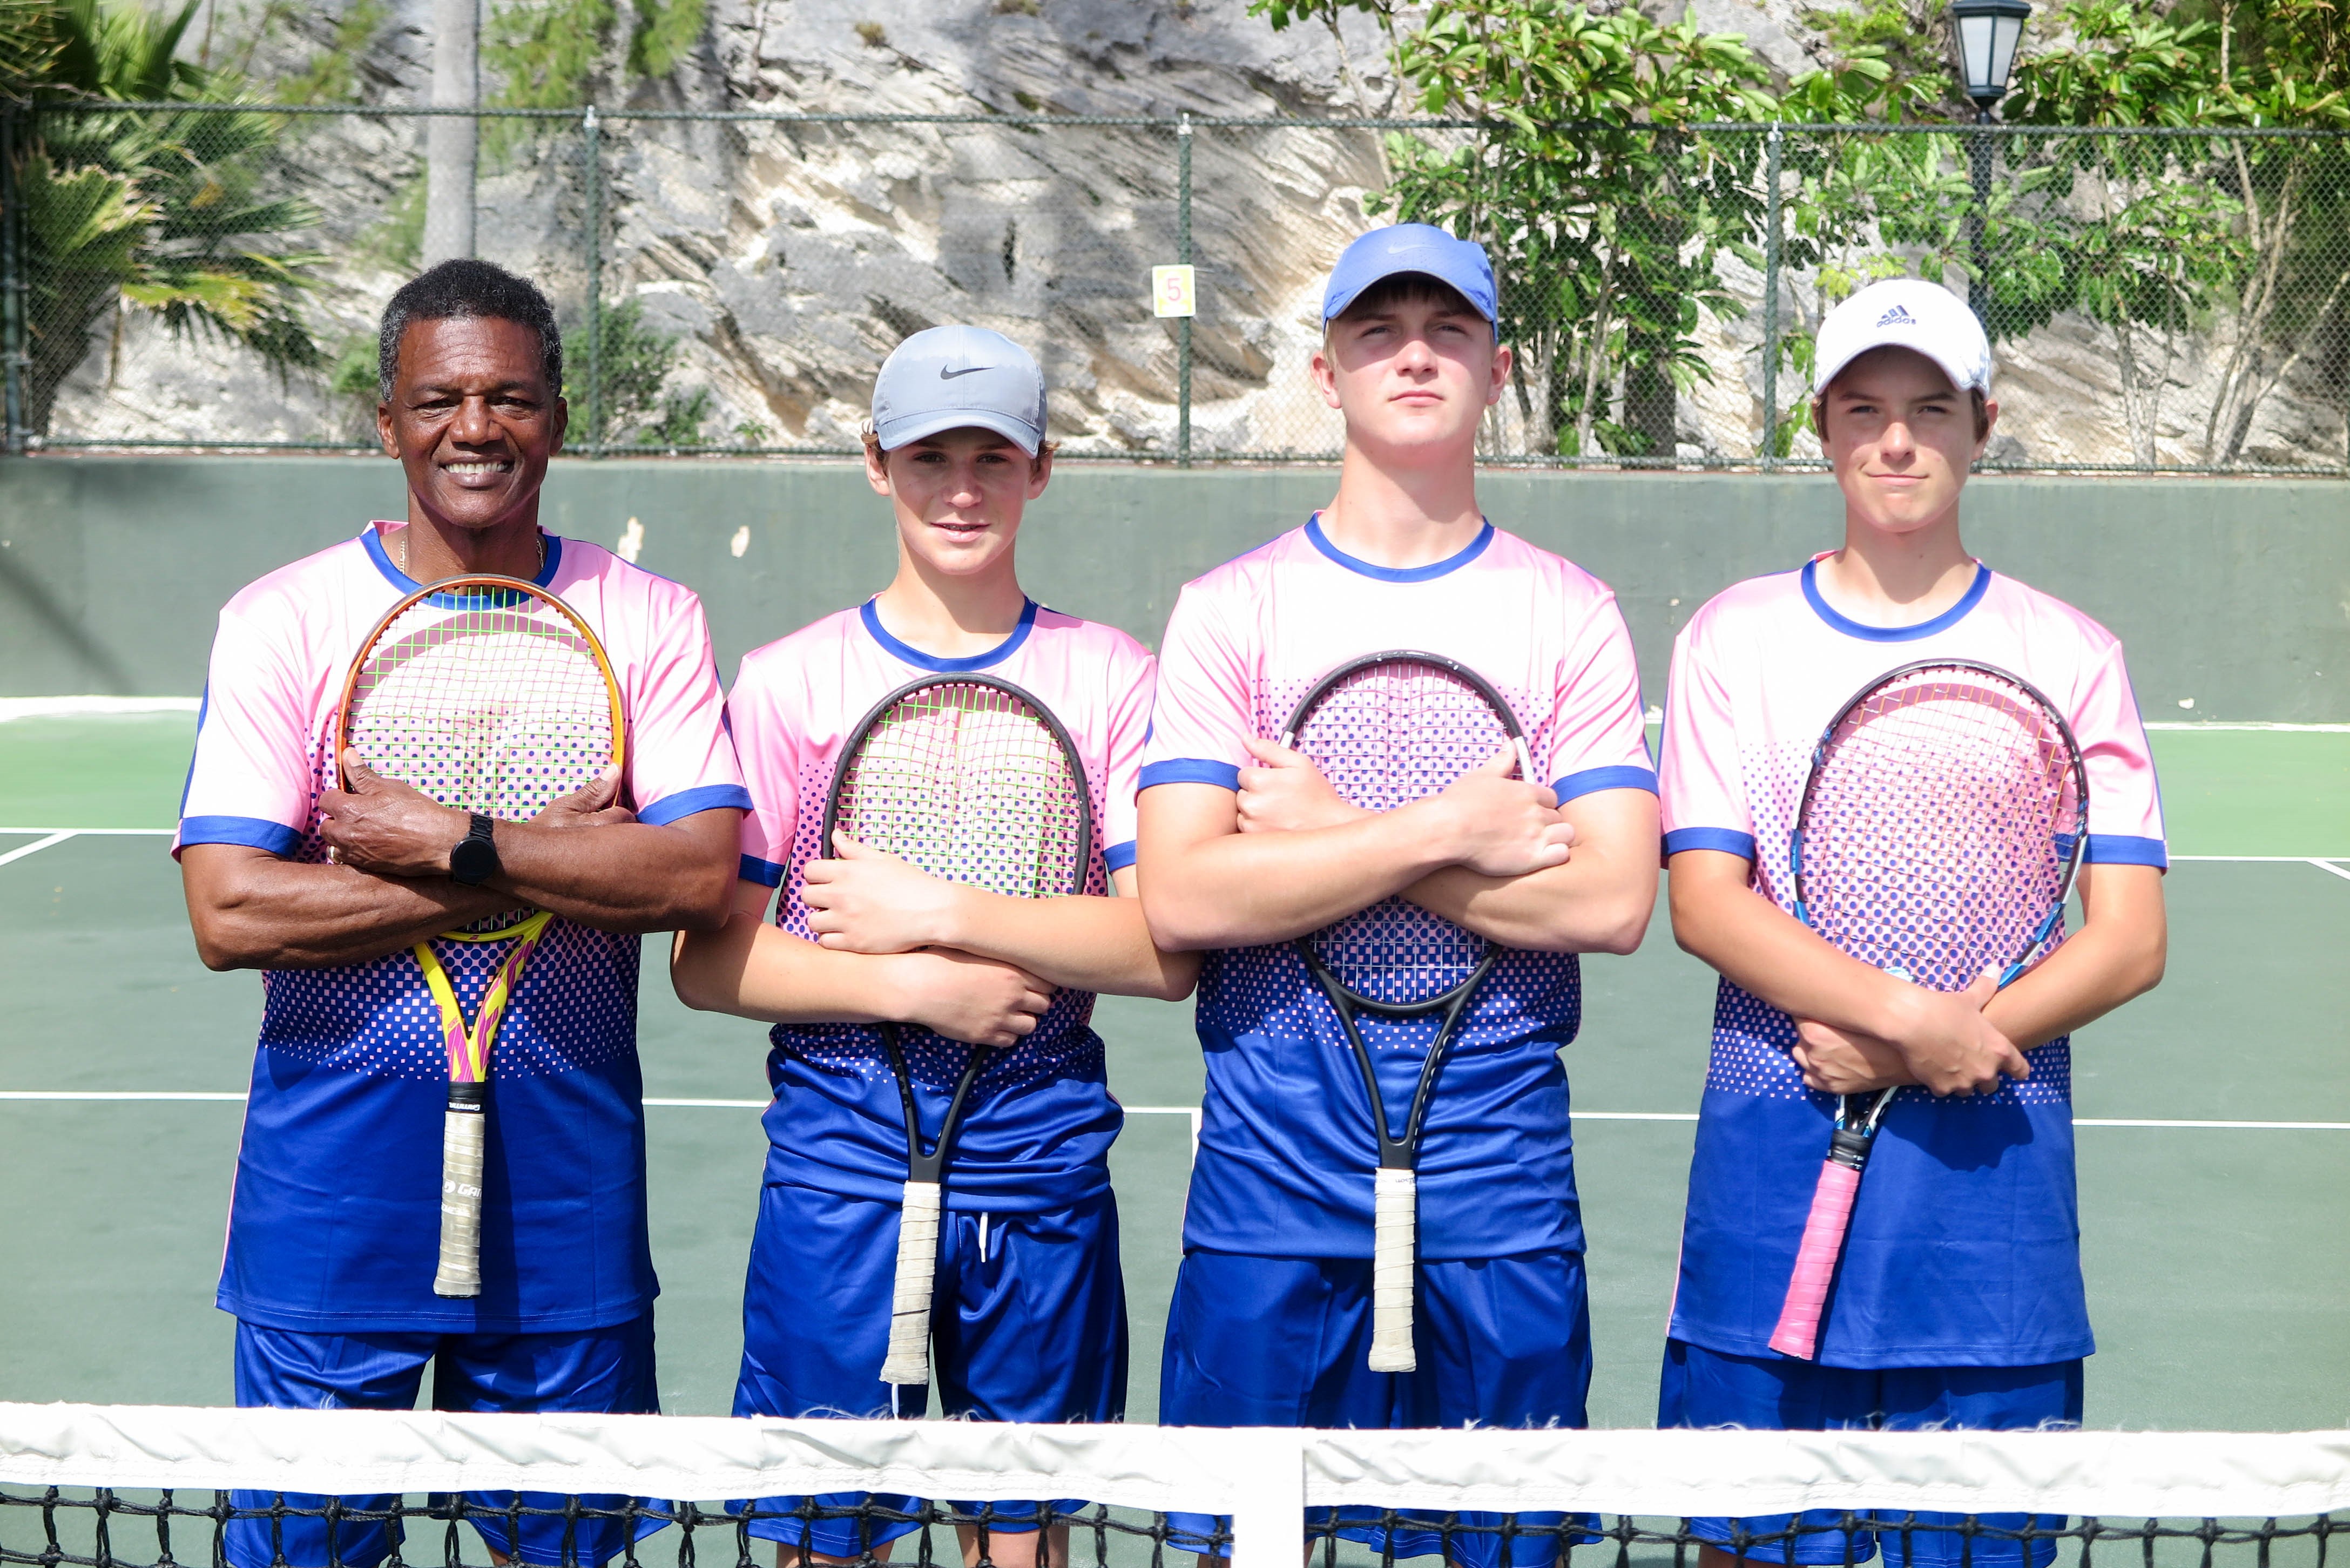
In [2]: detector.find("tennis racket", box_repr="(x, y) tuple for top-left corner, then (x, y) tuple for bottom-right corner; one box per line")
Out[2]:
(1282, 650), (1536, 1374)
(821, 674), (1093, 1388)
(1767, 658), (2089, 1360)
(335, 573), (624, 1300)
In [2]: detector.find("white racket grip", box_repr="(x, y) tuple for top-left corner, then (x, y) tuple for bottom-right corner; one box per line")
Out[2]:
(432, 1101), (487, 1299)
(1368, 1166), (1418, 1373)
(880, 1180), (942, 1387)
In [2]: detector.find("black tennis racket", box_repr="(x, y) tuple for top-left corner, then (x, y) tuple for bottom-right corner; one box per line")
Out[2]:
(1767, 658), (2089, 1360)
(821, 673), (1093, 1388)
(1283, 650), (1536, 1374)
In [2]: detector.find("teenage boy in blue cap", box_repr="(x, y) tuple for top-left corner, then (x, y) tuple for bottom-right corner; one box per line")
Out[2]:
(1136, 225), (1663, 1565)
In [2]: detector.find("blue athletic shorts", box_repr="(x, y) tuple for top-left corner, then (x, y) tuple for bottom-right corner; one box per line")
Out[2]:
(1159, 1248), (1595, 1568)
(227, 1316), (664, 1568)
(731, 1183), (1127, 1556)
(1659, 1340), (2086, 1567)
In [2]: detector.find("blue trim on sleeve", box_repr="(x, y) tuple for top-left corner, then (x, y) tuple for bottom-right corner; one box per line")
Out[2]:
(2085, 833), (2168, 868)
(1801, 557), (1990, 642)
(1305, 513), (1494, 583)
(1663, 826), (1757, 861)
(178, 815), (302, 857)
(1103, 839), (1139, 874)
(639, 783), (753, 827)
(739, 853), (786, 888)
(178, 684), (210, 818)
(1139, 759), (1241, 793)
(860, 597), (1037, 672)
(1552, 763), (1659, 802)
(361, 524), (564, 598)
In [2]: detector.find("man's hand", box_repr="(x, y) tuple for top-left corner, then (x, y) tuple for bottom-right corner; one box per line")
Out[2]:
(1791, 1019), (1917, 1095)
(1883, 970), (2031, 1096)
(1428, 748), (1576, 878)
(533, 764), (636, 830)
(1235, 736), (1365, 834)
(804, 833), (960, 954)
(319, 751), (471, 877)
(899, 948), (1056, 1047)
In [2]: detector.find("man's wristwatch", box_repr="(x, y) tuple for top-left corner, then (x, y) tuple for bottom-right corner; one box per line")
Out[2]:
(448, 813), (501, 886)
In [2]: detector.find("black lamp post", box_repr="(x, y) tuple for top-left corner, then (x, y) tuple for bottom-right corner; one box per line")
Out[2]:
(1949, 0), (2031, 320)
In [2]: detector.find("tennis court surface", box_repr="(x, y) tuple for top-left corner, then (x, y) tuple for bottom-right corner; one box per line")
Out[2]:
(2, 707), (2345, 1565)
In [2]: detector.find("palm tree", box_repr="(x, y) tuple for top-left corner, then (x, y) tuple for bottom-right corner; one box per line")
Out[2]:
(8, 0), (326, 437)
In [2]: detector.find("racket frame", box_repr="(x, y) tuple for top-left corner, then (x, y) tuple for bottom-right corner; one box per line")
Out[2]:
(1280, 649), (1535, 1375)
(334, 572), (625, 1301)
(820, 672), (1094, 1388)
(1770, 657), (2091, 1360)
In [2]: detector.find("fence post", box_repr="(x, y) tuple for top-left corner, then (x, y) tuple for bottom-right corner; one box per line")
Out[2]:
(1, 103), (27, 457)
(1177, 112), (1192, 468)
(582, 103), (603, 457)
(1759, 122), (1784, 474)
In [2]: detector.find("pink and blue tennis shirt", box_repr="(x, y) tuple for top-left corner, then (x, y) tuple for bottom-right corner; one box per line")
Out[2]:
(1658, 556), (2167, 1368)
(1139, 516), (1657, 1262)
(726, 599), (1156, 1215)
(175, 523), (749, 1334)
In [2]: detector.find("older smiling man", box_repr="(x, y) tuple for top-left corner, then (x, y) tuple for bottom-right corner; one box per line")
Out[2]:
(175, 259), (747, 1568)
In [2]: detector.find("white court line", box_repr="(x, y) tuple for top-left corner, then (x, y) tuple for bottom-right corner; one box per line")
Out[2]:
(0, 827), (174, 836)
(4, 1092), (2340, 1131)
(2308, 858), (2350, 884)
(0, 831), (75, 868)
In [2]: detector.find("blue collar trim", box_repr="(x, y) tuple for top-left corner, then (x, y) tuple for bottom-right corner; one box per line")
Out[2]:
(860, 597), (1038, 672)
(1801, 557), (1990, 643)
(362, 524), (564, 606)
(1305, 513), (1494, 583)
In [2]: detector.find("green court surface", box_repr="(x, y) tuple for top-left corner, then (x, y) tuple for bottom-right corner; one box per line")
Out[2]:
(2, 714), (2344, 1433)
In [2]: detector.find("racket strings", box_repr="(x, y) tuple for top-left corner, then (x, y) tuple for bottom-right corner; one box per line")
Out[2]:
(347, 601), (614, 824)
(1801, 671), (2085, 991)
(835, 685), (1088, 900)
(1291, 663), (1516, 1007)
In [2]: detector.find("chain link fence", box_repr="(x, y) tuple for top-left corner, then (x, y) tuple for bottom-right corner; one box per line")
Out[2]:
(4, 104), (2349, 471)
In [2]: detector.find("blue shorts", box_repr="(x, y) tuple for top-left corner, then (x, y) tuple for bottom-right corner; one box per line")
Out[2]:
(732, 1183), (1126, 1555)
(228, 1316), (663, 1568)
(1659, 1340), (2085, 1567)
(1159, 1248), (1595, 1568)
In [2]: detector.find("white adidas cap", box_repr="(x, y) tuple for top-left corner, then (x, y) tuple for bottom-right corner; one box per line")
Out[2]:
(1813, 278), (1993, 399)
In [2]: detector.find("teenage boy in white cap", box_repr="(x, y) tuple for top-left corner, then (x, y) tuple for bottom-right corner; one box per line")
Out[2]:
(1656, 278), (2169, 1568)
(673, 325), (1196, 1567)
(1135, 225), (1662, 1566)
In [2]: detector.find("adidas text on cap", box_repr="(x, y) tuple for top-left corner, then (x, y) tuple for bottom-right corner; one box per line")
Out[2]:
(1322, 224), (1501, 340)
(871, 324), (1048, 456)
(1812, 278), (1993, 401)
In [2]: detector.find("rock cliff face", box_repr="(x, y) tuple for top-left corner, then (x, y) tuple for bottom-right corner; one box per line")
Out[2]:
(39, 0), (2347, 469)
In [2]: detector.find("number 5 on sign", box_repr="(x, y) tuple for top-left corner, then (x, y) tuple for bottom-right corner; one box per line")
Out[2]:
(1152, 264), (1196, 318)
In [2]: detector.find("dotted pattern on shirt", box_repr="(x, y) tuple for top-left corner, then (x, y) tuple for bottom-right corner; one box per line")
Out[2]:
(768, 751), (1113, 1094)
(1706, 741), (2071, 1111)
(255, 717), (641, 1083)
(1197, 670), (1583, 1069)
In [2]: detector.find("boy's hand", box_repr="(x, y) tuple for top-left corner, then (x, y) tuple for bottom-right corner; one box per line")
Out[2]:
(1428, 748), (1576, 878)
(897, 948), (1056, 1047)
(1885, 970), (2031, 1096)
(1792, 1019), (1916, 1095)
(805, 833), (961, 952)
(1236, 736), (1366, 834)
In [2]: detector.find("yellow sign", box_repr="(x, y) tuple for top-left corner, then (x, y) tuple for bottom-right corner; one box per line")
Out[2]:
(1152, 264), (1197, 319)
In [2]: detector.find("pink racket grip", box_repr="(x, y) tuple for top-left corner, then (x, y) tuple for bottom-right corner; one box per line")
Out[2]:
(1768, 1159), (1862, 1360)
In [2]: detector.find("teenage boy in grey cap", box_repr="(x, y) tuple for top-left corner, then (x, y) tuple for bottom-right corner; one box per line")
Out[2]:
(674, 325), (1196, 1568)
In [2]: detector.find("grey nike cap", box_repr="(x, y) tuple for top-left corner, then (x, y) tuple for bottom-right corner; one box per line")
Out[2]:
(870, 324), (1048, 456)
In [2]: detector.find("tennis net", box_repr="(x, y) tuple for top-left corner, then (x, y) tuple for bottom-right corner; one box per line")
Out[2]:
(3, 1404), (2344, 1568)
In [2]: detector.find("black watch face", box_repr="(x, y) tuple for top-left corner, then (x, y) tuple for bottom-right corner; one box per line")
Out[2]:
(450, 832), (498, 885)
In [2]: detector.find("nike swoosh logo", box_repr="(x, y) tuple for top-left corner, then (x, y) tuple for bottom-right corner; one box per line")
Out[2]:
(938, 365), (991, 379)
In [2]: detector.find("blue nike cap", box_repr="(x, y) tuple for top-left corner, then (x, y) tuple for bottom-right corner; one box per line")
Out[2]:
(871, 324), (1048, 455)
(1322, 224), (1500, 339)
